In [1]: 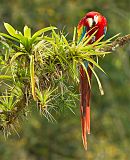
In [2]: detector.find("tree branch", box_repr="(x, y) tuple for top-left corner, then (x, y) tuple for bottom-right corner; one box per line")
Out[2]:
(100, 34), (130, 52)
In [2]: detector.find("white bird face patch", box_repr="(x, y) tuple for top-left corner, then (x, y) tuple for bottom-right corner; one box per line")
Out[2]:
(94, 15), (98, 24)
(87, 18), (93, 28)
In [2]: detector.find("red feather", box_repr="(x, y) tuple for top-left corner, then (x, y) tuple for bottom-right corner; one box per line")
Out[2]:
(80, 64), (93, 150)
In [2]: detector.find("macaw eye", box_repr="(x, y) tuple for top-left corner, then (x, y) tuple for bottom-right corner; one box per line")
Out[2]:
(94, 15), (98, 24)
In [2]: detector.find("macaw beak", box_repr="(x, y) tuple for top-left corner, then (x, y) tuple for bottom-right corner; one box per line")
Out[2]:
(87, 18), (94, 28)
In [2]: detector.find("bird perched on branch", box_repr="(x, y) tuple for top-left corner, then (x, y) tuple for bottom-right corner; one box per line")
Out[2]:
(77, 11), (107, 150)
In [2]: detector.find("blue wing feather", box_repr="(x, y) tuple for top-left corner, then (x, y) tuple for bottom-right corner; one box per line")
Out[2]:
(104, 26), (107, 35)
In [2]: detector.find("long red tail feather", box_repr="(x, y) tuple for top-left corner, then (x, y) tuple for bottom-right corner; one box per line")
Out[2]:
(80, 63), (93, 150)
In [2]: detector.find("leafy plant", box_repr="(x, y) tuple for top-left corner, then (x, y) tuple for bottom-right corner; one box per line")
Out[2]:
(0, 23), (115, 133)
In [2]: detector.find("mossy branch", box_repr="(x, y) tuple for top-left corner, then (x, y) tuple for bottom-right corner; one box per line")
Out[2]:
(100, 34), (130, 52)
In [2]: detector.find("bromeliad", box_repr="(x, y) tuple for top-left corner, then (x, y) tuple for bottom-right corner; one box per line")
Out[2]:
(77, 11), (107, 150)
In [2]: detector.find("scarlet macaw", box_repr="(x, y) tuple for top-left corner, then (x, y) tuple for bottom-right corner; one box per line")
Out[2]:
(77, 11), (107, 150)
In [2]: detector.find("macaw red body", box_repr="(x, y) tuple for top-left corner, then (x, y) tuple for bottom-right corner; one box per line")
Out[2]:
(77, 11), (107, 150)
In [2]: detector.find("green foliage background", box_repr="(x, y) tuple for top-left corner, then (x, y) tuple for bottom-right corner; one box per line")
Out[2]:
(0, 0), (130, 159)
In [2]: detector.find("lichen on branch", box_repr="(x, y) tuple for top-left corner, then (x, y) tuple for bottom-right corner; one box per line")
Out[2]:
(100, 34), (130, 52)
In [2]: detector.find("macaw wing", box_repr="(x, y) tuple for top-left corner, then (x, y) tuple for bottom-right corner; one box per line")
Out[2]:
(77, 24), (88, 68)
(77, 24), (88, 43)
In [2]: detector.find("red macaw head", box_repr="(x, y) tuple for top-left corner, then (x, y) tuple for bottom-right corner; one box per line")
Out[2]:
(78, 11), (107, 43)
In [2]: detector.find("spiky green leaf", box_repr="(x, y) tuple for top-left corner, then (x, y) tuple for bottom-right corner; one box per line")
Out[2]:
(24, 25), (31, 38)
(30, 55), (36, 101)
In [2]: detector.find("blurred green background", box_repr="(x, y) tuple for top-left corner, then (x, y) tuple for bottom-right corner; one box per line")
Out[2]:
(0, 0), (130, 159)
